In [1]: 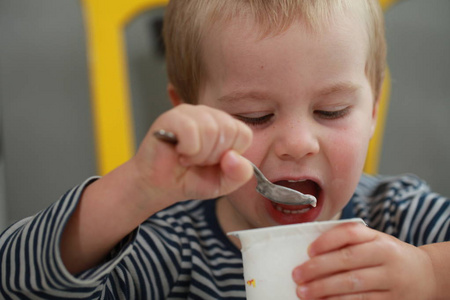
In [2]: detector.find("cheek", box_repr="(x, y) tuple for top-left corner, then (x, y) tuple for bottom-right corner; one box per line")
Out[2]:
(241, 134), (269, 162)
(327, 121), (372, 179)
(323, 129), (370, 216)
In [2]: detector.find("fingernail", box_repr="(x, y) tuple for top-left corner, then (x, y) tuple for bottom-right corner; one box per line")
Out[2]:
(227, 151), (244, 170)
(307, 244), (316, 257)
(297, 285), (309, 298)
(227, 150), (239, 162)
(292, 268), (303, 283)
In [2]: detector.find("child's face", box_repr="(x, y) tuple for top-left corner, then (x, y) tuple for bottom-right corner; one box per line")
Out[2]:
(197, 13), (377, 229)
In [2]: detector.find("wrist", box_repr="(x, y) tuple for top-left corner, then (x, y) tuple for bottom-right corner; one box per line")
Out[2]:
(420, 243), (450, 300)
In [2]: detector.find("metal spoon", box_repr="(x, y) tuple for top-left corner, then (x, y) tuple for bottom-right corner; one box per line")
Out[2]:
(153, 129), (317, 207)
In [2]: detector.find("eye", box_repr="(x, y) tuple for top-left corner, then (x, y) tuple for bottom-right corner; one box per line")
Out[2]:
(234, 113), (274, 126)
(314, 107), (350, 120)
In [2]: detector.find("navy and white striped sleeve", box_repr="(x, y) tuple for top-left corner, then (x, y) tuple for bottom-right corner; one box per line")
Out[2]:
(355, 174), (449, 245)
(0, 177), (137, 299)
(393, 177), (450, 245)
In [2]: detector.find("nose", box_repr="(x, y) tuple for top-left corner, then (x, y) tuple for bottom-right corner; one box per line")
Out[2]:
(272, 118), (320, 161)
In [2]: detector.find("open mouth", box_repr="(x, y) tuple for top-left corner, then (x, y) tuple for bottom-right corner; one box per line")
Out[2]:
(270, 179), (321, 214)
(275, 179), (320, 198)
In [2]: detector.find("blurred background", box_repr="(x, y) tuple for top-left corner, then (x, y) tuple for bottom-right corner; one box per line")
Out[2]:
(1, 0), (449, 230)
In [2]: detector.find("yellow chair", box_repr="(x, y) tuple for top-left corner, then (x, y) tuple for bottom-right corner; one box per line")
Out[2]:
(80, 0), (400, 176)
(81, 0), (169, 175)
(365, 0), (400, 174)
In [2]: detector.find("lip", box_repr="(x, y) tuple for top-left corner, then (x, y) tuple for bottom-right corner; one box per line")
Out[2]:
(269, 174), (322, 188)
(265, 192), (323, 224)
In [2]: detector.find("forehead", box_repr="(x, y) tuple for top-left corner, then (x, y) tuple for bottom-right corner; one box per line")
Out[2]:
(199, 11), (369, 97)
(200, 0), (371, 40)
(199, 1), (371, 73)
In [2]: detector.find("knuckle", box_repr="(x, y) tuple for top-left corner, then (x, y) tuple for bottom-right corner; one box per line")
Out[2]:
(345, 272), (363, 292)
(222, 120), (238, 140)
(344, 222), (363, 236)
(330, 293), (370, 300)
(375, 236), (401, 259)
(339, 247), (353, 264)
(354, 293), (367, 300)
(301, 260), (318, 277)
(241, 122), (253, 140)
(304, 281), (321, 297)
(234, 123), (253, 150)
(178, 102), (191, 110)
(357, 293), (367, 300)
(204, 120), (219, 140)
(183, 118), (197, 132)
(177, 121), (199, 154)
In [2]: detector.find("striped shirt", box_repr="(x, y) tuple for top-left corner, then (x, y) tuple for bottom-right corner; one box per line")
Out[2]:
(1, 174), (449, 299)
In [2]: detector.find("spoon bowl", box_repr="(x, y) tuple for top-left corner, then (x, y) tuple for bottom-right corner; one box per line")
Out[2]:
(247, 160), (316, 207)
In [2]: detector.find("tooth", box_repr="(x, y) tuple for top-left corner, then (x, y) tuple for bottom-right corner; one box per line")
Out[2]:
(273, 203), (311, 215)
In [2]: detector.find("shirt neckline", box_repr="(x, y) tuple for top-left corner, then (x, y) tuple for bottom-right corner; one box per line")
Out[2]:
(202, 196), (355, 255)
(203, 199), (242, 256)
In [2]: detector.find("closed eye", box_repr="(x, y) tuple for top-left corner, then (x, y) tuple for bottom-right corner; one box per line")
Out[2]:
(234, 113), (274, 126)
(314, 107), (350, 120)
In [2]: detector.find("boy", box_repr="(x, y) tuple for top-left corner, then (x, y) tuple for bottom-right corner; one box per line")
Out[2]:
(1, 0), (449, 299)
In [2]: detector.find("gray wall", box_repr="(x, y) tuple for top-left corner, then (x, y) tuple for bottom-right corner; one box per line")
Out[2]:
(1, 0), (449, 230)
(380, 0), (450, 194)
(0, 0), (95, 228)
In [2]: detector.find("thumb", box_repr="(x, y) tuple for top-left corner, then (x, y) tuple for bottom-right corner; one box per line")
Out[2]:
(219, 150), (253, 194)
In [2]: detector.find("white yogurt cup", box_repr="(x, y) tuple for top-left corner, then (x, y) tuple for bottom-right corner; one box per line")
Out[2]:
(228, 218), (365, 299)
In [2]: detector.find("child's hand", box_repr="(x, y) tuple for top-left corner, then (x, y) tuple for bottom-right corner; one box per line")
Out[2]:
(292, 222), (437, 300)
(132, 103), (253, 205)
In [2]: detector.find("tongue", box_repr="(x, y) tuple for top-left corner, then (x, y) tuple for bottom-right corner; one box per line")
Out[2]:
(274, 180), (319, 198)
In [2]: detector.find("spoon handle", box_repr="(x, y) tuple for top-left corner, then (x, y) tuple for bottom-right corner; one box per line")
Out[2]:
(154, 129), (178, 144)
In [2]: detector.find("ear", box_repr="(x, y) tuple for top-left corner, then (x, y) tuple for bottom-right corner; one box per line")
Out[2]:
(167, 83), (183, 107)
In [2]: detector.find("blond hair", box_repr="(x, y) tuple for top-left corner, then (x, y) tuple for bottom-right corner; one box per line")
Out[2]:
(163, 0), (386, 104)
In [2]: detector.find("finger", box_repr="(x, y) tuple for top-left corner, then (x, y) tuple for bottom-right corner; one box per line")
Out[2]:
(293, 241), (384, 284)
(180, 107), (252, 166)
(201, 112), (240, 166)
(218, 150), (253, 194)
(204, 118), (252, 166)
(168, 105), (221, 166)
(314, 291), (390, 300)
(308, 222), (376, 257)
(297, 266), (390, 299)
(185, 111), (220, 165)
(152, 105), (201, 157)
(231, 120), (253, 154)
(182, 150), (252, 199)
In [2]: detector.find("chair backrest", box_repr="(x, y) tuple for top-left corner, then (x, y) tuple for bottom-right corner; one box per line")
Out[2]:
(81, 0), (169, 175)
(80, 0), (400, 175)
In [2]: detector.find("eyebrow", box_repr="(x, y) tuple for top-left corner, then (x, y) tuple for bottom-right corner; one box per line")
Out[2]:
(217, 91), (270, 103)
(217, 82), (361, 103)
(315, 81), (361, 98)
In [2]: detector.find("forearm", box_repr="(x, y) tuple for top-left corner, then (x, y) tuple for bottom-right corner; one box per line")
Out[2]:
(60, 159), (177, 274)
(0, 179), (105, 298)
(420, 241), (450, 300)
